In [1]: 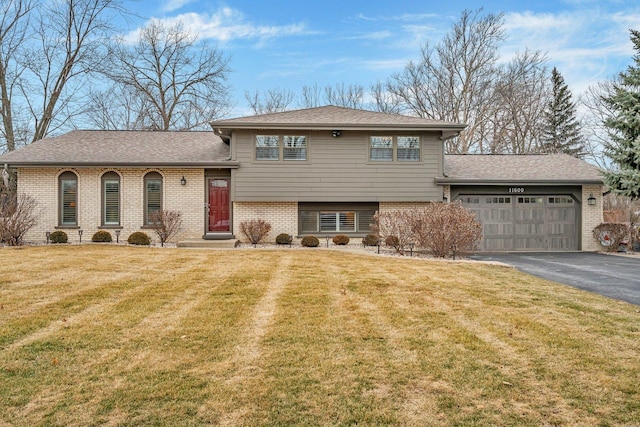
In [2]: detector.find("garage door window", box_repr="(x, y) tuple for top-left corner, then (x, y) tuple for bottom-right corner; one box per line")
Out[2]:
(549, 196), (573, 204)
(518, 196), (543, 204)
(487, 197), (511, 204)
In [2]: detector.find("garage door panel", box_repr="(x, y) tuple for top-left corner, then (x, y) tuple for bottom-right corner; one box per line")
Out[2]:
(460, 194), (578, 252)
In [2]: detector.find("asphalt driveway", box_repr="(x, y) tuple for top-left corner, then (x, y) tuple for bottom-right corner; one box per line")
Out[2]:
(470, 252), (640, 306)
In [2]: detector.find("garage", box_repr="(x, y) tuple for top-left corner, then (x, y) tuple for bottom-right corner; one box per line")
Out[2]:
(437, 154), (604, 252)
(457, 192), (578, 251)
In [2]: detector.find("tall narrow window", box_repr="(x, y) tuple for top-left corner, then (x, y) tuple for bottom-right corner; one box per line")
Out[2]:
(144, 172), (162, 225)
(283, 136), (307, 160)
(255, 135), (280, 160)
(397, 136), (420, 161)
(59, 171), (78, 226)
(102, 171), (120, 226)
(370, 136), (393, 161)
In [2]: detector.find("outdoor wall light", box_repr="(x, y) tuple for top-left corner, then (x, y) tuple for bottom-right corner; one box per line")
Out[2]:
(443, 195), (448, 203)
(180, 176), (187, 186)
(588, 193), (596, 206)
(332, 130), (341, 138)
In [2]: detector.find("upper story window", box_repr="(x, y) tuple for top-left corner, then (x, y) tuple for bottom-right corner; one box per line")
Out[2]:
(255, 135), (280, 160)
(59, 171), (78, 226)
(283, 136), (307, 160)
(370, 136), (421, 162)
(256, 135), (308, 161)
(102, 171), (120, 226)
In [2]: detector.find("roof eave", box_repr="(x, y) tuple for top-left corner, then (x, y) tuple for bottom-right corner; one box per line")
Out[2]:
(435, 178), (604, 185)
(211, 123), (466, 132)
(7, 161), (239, 169)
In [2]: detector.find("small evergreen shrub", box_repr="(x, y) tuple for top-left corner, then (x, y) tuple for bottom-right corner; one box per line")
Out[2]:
(332, 234), (350, 245)
(301, 235), (320, 247)
(362, 233), (379, 246)
(49, 230), (68, 244)
(127, 231), (151, 246)
(275, 233), (293, 245)
(92, 230), (112, 243)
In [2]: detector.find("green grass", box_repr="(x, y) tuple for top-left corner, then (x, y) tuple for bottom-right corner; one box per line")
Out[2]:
(0, 245), (639, 426)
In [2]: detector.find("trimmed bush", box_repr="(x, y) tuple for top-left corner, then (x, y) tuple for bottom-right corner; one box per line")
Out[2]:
(239, 219), (272, 245)
(275, 233), (293, 245)
(92, 230), (112, 243)
(301, 235), (320, 247)
(332, 234), (350, 245)
(49, 230), (68, 244)
(384, 235), (400, 249)
(362, 233), (379, 246)
(127, 231), (151, 246)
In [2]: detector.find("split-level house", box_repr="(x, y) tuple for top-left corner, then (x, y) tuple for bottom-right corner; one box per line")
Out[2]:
(0, 106), (604, 251)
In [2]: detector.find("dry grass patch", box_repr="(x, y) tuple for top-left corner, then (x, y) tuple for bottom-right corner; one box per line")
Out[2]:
(0, 246), (639, 426)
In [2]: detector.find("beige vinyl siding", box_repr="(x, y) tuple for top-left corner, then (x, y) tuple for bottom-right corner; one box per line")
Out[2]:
(233, 130), (443, 202)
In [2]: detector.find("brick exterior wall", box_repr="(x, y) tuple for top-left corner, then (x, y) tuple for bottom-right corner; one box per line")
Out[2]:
(582, 184), (604, 251)
(232, 202), (298, 242)
(17, 167), (205, 243)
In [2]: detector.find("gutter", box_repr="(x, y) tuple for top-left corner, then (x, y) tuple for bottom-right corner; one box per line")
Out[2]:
(4, 161), (240, 169)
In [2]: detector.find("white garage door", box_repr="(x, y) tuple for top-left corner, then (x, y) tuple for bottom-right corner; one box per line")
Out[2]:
(459, 195), (578, 251)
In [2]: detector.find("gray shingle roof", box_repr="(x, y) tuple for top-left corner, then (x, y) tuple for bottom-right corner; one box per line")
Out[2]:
(0, 130), (233, 167)
(211, 105), (466, 131)
(441, 154), (603, 184)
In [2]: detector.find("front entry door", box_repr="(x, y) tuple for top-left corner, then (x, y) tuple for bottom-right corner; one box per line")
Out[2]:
(208, 178), (230, 232)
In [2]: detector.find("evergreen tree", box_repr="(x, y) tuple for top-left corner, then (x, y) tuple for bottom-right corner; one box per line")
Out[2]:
(602, 30), (640, 200)
(541, 67), (584, 157)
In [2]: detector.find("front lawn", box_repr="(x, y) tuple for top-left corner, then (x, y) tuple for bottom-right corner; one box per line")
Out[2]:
(1, 246), (638, 425)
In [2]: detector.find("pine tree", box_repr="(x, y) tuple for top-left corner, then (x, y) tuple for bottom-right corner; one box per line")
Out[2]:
(541, 67), (584, 157)
(602, 30), (640, 200)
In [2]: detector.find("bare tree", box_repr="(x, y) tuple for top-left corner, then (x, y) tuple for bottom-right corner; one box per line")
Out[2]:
(323, 83), (364, 109)
(0, 193), (40, 246)
(85, 84), (157, 130)
(102, 21), (231, 130)
(385, 9), (505, 153)
(491, 50), (550, 154)
(370, 81), (403, 114)
(149, 209), (183, 246)
(580, 80), (618, 170)
(0, 0), (123, 152)
(245, 88), (294, 115)
(299, 84), (322, 109)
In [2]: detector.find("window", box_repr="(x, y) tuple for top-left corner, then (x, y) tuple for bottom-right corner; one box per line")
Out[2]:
(256, 135), (308, 161)
(370, 136), (421, 162)
(144, 172), (162, 225)
(397, 136), (420, 161)
(283, 136), (307, 160)
(59, 171), (78, 226)
(102, 171), (120, 226)
(255, 135), (280, 160)
(299, 203), (378, 234)
(370, 136), (393, 161)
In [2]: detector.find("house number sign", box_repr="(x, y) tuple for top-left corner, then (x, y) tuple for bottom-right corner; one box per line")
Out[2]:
(508, 187), (525, 193)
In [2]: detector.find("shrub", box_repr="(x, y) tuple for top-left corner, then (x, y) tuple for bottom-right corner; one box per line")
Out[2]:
(592, 223), (630, 252)
(128, 231), (151, 246)
(240, 219), (271, 245)
(412, 202), (482, 258)
(149, 210), (183, 247)
(0, 193), (41, 246)
(49, 230), (68, 244)
(372, 210), (414, 254)
(275, 233), (293, 245)
(92, 230), (112, 243)
(332, 234), (350, 245)
(301, 235), (319, 247)
(362, 233), (379, 246)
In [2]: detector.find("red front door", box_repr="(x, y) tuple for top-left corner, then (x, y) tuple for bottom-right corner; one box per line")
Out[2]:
(208, 179), (230, 232)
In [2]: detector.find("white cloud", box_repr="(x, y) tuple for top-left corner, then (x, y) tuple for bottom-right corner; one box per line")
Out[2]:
(501, 9), (638, 95)
(161, 0), (195, 13)
(125, 7), (312, 45)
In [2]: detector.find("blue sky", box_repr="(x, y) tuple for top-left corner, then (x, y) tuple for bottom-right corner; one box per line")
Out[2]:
(124, 0), (640, 117)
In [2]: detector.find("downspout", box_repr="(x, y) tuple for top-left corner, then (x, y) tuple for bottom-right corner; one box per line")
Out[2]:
(2, 164), (11, 189)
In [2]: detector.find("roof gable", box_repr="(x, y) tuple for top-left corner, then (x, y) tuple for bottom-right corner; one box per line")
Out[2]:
(210, 105), (465, 131)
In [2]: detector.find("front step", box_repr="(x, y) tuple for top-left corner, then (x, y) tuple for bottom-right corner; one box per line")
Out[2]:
(177, 239), (240, 248)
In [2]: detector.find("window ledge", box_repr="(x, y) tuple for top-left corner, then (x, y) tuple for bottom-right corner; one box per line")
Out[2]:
(98, 225), (123, 230)
(55, 225), (79, 229)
